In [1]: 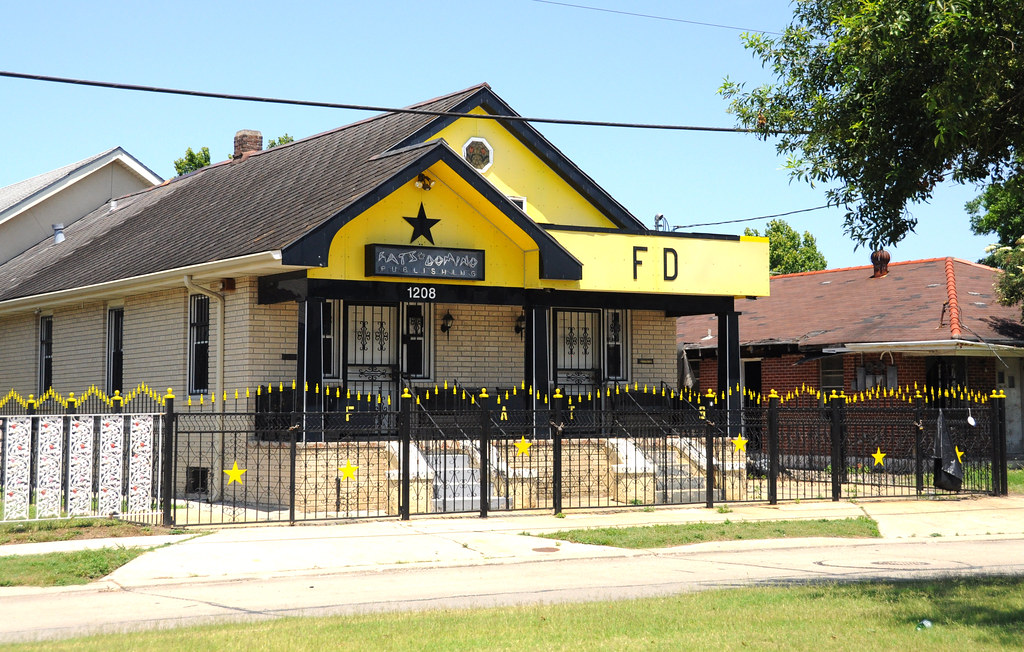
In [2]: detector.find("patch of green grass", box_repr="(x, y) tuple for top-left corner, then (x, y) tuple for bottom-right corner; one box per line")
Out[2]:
(0, 547), (145, 587)
(1008, 468), (1024, 495)
(537, 516), (880, 548)
(8, 576), (1024, 651)
(0, 518), (178, 545)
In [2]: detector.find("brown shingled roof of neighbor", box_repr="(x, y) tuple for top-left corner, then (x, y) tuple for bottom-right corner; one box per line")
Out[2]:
(677, 257), (1024, 350)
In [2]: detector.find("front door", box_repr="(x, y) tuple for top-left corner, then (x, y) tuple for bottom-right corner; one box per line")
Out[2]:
(344, 304), (398, 408)
(553, 309), (601, 399)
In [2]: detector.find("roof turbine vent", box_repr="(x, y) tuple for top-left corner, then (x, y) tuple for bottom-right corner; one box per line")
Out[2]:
(871, 249), (890, 278)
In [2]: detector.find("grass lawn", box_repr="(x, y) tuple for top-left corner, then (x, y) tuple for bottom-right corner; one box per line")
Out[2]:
(535, 516), (880, 548)
(0, 518), (180, 546)
(0, 518), (188, 587)
(1008, 468), (1024, 495)
(0, 547), (146, 587)
(5, 576), (1022, 651)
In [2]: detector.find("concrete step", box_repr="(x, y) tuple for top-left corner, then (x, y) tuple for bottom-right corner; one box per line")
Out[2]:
(434, 496), (509, 513)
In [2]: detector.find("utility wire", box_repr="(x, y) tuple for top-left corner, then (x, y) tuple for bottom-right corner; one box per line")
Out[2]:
(0, 70), (760, 134)
(677, 205), (831, 229)
(530, 0), (781, 35)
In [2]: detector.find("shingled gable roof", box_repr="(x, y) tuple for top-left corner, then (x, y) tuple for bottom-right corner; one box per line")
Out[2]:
(0, 84), (593, 304)
(677, 257), (1024, 352)
(0, 147), (161, 222)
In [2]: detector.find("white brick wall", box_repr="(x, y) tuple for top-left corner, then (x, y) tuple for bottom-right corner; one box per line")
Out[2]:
(51, 301), (106, 393)
(0, 311), (39, 396)
(434, 303), (524, 389)
(630, 310), (677, 389)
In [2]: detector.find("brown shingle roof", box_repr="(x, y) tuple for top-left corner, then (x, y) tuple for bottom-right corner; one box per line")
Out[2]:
(0, 85), (486, 302)
(677, 257), (1024, 350)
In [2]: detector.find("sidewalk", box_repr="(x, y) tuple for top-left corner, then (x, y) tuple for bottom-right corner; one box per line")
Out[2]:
(3, 495), (1024, 643)
(3, 494), (1023, 588)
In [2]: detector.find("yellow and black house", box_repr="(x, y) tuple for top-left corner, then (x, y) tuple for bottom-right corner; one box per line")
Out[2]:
(0, 84), (768, 415)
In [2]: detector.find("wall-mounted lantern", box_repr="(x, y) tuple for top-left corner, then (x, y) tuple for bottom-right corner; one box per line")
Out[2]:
(440, 311), (454, 338)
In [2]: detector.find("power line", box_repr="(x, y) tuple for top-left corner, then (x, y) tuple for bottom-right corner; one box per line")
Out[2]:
(677, 205), (832, 229)
(530, 0), (781, 35)
(0, 70), (759, 134)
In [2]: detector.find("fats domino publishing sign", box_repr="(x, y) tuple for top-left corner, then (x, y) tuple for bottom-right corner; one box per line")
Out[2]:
(365, 244), (485, 280)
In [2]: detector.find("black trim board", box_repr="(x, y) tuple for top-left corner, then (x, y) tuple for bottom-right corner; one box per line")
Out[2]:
(280, 142), (583, 281)
(260, 274), (733, 315)
(542, 223), (743, 242)
(391, 87), (647, 233)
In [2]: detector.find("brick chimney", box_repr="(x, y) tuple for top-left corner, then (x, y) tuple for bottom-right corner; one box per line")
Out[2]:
(233, 130), (262, 158)
(870, 249), (890, 278)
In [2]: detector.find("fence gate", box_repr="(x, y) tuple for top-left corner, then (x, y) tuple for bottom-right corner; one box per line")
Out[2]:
(1, 412), (164, 524)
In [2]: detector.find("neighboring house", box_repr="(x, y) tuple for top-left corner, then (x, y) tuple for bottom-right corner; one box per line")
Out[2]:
(0, 148), (162, 265)
(677, 255), (1024, 456)
(0, 84), (767, 410)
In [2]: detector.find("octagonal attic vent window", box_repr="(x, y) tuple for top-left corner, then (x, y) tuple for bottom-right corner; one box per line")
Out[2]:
(463, 138), (493, 172)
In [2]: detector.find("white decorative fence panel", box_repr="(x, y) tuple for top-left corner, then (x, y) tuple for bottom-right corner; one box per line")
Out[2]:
(0, 413), (163, 523)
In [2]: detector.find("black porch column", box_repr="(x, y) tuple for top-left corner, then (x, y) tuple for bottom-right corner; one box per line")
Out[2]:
(524, 304), (550, 408)
(297, 299), (324, 412)
(716, 311), (741, 431)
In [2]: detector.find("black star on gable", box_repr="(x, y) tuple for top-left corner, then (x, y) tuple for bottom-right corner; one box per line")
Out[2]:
(404, 203), (441, 245)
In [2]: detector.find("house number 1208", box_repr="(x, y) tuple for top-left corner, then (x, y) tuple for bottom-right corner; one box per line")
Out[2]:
(407, 286), (436, 300)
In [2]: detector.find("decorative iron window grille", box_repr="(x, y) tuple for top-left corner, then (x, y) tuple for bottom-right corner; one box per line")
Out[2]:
(188, 295), (210, 394)
(604, 309), (629, 381)
(106, 307), (124, 395)
(38, 315), (53, 393)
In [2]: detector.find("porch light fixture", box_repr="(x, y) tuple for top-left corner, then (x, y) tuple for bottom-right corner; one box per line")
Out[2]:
(440, 311), (454, 338)
(514, 312), (525, 339)
(415, 173), (434, 191)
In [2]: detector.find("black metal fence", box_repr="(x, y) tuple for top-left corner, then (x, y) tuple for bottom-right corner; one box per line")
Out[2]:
(161, 390), (1009, 526)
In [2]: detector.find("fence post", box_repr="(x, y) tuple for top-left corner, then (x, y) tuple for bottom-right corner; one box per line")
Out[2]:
(767, 390), (779, 505)
(161, 389), (175, 527)
(990, 390), (1008, 496)
(400, 388), (412, 520)
(552, 388), (563, 515)
(999, 391), (1009, 496)
(289, 406), (298, 524)
(704, 389), (716, 509)
(914, 392), (924, 495)
(829, 392), (843, 502)
(478, 388), (491, 518)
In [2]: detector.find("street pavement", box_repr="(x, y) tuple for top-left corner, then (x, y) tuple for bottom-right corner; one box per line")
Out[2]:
(1, 495), (1023, 643)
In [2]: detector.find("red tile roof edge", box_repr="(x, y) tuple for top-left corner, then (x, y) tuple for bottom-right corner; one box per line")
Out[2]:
(770, 256), (996, 280)
(945, 257), (961, 338)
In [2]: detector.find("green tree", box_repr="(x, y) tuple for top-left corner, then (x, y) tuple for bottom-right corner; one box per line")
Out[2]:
(966, 168), (1024, 315)
(744, 219), (828, 275)
(267, 133), (294, 148)
(720, 1), (1024, 251)
(173, 146), (211, 176)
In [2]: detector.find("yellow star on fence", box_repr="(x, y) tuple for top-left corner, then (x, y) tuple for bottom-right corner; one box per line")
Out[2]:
(955, 446), (965, 464)
(871, 447), (886, 467)
(223, 461), (246, 485)
(732, 434), (748, 452)
(339, 460), (359, 481)
(514, 436), (533, 456)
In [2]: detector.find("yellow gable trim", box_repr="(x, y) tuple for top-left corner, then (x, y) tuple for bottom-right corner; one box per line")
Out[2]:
(432, 108), (617, 229)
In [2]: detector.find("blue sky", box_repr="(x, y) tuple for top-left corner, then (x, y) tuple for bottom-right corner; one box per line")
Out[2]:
(1, 0), (995, 269)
